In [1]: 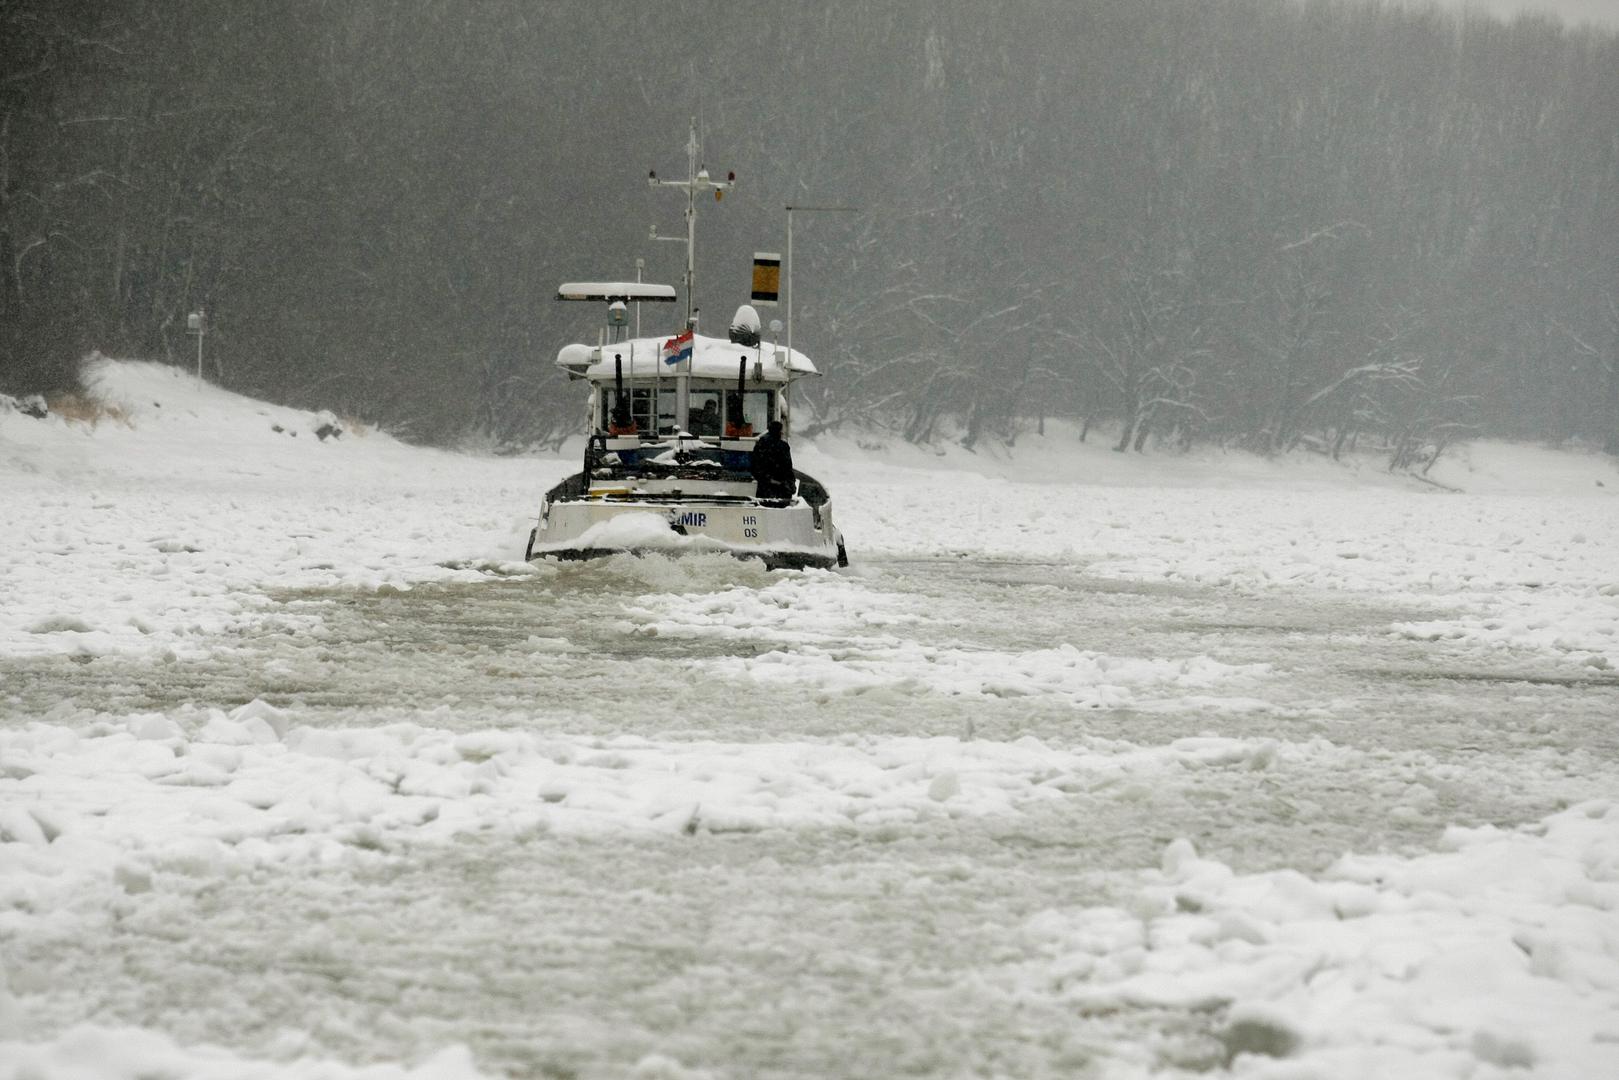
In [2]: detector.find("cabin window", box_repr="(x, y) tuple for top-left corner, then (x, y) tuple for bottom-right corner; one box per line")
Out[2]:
(689, 390), (723, 436)
(601, 388), (654, 433)
(598, 384), (773, 438)
(725, 390), (772, 437)
(632, 388), (655, 432)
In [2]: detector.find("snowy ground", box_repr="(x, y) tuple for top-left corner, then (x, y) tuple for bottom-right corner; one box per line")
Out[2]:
(2, 359), (1618, 1079)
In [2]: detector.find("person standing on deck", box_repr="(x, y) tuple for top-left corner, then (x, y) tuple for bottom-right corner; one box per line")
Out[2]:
(751, 420), (796, 503)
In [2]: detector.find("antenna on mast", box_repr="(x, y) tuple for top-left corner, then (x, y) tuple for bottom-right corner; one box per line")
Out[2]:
(648, 117), (736, 328)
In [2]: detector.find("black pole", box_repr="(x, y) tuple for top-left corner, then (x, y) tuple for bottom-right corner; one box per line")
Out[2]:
(614, 354), (626, 424)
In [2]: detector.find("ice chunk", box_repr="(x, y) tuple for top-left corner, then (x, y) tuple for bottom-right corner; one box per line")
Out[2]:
(229, 698), (290, 740)
(1161, 837), (1200, 878)
(24, 614), (93, 634)
(0, 807), (50, 846)
(128, 713), (182, 741)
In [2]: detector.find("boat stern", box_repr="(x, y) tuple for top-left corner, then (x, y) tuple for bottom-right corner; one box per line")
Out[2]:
(528, 491), (845, 570)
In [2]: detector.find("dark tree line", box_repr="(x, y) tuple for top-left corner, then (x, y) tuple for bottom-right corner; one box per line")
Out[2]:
(3, 1), (1616, 461)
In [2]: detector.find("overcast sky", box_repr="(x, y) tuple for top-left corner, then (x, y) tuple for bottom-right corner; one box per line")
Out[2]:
(1435, 0), (1619, 29)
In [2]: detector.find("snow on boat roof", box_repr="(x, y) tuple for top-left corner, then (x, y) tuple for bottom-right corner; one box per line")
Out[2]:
(557, 332), (819, 381)
(556, 282), (678, 302)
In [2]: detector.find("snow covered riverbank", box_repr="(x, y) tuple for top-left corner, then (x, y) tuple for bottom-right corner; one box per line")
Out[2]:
(3, 359), (1617, 1079)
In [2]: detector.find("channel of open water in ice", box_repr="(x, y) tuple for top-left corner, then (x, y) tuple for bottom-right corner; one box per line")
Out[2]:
(5, 553), (1617, 1076)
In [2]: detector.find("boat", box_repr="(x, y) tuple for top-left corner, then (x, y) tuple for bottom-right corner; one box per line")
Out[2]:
(524, 126), (848, 571)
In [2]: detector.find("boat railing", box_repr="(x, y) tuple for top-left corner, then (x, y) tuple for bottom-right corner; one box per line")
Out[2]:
(793, 471), (831, 508)
(544, 472), (588, 503)
(548, 441), (832, 510)
(583, 432), (754, 484)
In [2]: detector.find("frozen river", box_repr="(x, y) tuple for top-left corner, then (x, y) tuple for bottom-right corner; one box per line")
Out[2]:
(7, 554), (1617, 1078)
(10, 554), (1614, 844)
(4, 362), (1619, 1079)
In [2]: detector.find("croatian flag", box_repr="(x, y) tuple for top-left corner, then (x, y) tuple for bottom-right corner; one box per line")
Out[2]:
(661, 329), (694, 366)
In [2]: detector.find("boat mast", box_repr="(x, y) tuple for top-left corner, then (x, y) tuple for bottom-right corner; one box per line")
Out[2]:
(649, 118), (734, 329)
(647, 119), (734, 434)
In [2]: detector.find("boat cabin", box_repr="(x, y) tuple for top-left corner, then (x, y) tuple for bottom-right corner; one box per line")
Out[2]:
(553, 287), (818, 499)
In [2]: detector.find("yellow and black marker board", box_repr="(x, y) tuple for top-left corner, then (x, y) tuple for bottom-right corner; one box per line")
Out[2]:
(751, 253), (781, 306)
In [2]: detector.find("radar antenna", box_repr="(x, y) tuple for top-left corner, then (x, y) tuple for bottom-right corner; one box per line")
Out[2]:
(648, 118), (736, 327)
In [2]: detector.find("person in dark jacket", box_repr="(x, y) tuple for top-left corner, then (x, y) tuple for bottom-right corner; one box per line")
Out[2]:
(751, 419), (796, 502)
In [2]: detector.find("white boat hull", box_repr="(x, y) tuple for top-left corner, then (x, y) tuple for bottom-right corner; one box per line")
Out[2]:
(528, 479), (846, 571)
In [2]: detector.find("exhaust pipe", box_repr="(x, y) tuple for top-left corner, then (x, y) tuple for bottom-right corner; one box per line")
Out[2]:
(733, 358), (748, 436)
